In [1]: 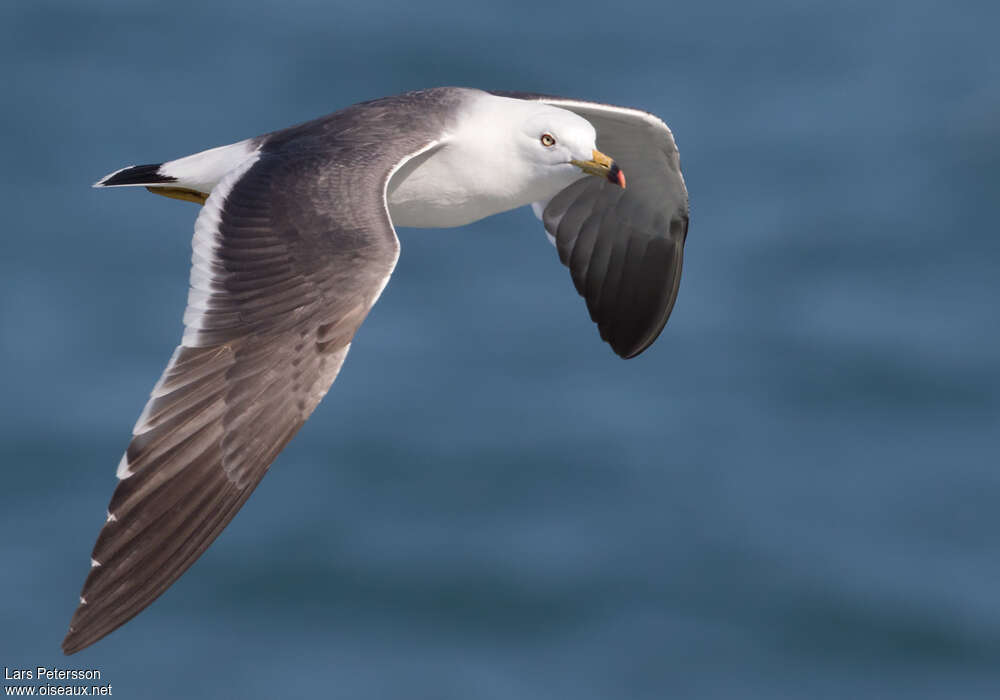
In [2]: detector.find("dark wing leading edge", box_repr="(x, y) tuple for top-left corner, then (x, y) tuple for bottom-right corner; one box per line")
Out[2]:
(62, 147), (413, 654)
(494, 92), (689, 359)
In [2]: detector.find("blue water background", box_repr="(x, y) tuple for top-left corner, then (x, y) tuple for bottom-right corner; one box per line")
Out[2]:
(1, 0), (998, 697)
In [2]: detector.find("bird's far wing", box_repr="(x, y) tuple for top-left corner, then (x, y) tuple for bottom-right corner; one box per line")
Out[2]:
(492, 91), (689, 359)
(62, 143), (424, 654)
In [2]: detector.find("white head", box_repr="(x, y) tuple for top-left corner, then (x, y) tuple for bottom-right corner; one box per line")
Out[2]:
(387, 92), (625, 228)
(510, 105), (624, 201)
(478, 95), (625, 203)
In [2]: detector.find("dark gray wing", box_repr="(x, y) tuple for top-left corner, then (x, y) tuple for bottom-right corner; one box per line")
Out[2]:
(494, 92), (689, 359)
(62, 145), (418, 654)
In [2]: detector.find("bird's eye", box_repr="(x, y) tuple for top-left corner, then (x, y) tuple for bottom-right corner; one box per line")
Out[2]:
(540, 133), (556, 147)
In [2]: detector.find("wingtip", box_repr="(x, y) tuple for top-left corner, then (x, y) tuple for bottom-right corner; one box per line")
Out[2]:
(610, 337), (652, 360)
(61, 627), (80, 655)
(61, 614), (96, 655)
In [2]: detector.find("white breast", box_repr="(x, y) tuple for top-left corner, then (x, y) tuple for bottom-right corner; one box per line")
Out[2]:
(387, 140), (527, 228)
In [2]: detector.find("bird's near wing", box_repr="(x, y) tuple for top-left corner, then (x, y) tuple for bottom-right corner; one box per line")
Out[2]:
(494, 92), (689, 359)
(62, 144), (420, 654)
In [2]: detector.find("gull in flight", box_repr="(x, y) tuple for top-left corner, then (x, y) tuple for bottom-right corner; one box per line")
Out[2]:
(63, 87), (689, 653)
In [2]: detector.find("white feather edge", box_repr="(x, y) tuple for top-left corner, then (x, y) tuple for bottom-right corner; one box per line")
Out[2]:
(527, 98), (677, 141)
(180, 152), (262, 349)
(380, 138), (443, 280)
(124, 138), (441, 456)
(526, 96), (681, 246)
(126, 151), (261, 445)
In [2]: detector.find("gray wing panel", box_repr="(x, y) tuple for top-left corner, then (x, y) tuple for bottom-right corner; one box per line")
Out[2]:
(493, 91), (689, 359)
(63, 151), (401, 654)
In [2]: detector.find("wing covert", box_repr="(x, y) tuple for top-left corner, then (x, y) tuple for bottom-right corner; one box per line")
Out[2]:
(63, 147), (408, 654)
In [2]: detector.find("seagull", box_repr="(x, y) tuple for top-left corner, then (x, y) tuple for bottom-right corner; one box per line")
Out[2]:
(62, 87), (689, 654)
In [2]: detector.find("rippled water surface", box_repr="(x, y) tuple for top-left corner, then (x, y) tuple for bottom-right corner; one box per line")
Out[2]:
(2, 1), (998, 697)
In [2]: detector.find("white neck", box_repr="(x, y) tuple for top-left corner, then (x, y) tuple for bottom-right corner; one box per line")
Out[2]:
(386, 93), (587, 228)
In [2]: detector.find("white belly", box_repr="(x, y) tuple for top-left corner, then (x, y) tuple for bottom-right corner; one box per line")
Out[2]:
(387, 189), (516, 228)
(386, 143), (526, 229)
